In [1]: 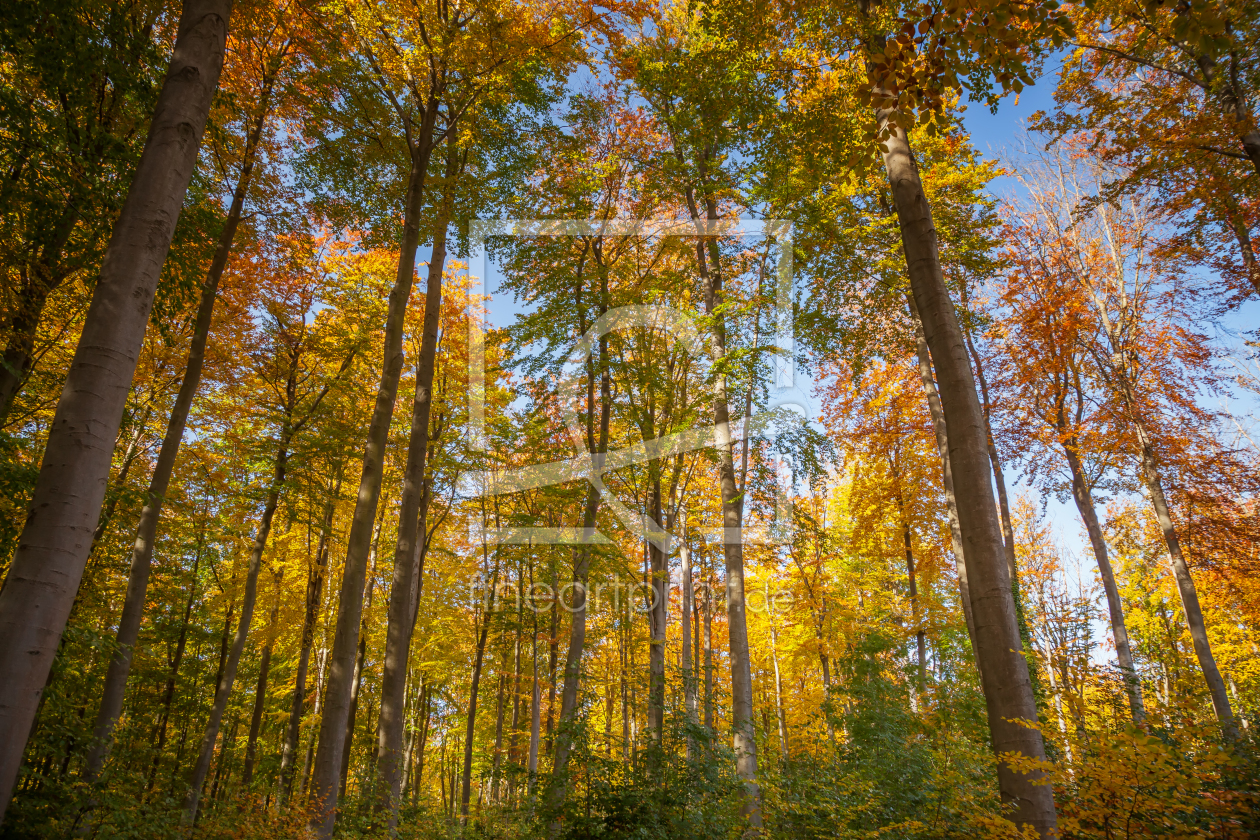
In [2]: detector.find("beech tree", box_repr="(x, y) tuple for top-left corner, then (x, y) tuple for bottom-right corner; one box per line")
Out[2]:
(2, 1), (1258, 838)
(0, 0), (231, 819)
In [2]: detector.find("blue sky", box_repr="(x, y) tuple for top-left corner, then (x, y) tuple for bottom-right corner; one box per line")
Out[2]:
(469, 66), (1259, 598)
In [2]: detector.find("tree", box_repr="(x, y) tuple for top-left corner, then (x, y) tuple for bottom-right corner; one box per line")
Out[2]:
(183, 232), (358, 821)
(1011, 148), (1241, 736)
(81, 4), (297, 782)
(0, 0), (170, 421)
(994, 162), (1149, 722)
(0, 0), (230, 821)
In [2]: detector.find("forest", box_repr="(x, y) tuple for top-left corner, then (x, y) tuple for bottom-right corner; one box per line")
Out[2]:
(1, 0), (1258, 837)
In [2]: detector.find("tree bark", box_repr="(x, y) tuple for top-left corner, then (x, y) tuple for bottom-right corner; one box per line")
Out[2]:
(82, 72), (276, 783)
(308, 105), (438, 838)
(376, 147), (457, 821)
(909, 295), (984, 682)
(183, 441), (287, 823)
(242, 575), (282, 788)
(279, 489), (336, 804)
(339, 620), (367, 801)
(300, 647), (328, 799)
(146, 537), (203, 794)
(893, 478), (926, 684)
(686, 183), (762, 827)
(1135, 427), (1235, 734)
(544, 569), (559, 757)
(646, 483), (667, 746)
(412, 684), (432, 805)
(680, 542), (697, 739)
(459, 542), (499, 820)
(490, 669), (507, 802)
(1060, 431), (1145, 722)
(768, 579), (788, 764)
(882, 118), (1055, 836)
(962, 330), (1020, 587)
(545, 243), (613, 820)
(0, 1), (230, 819)
(1225, 205), (1260, 297)
(703, 579), (714, 733)
(527, 624), (541, 796)
(0, 203), (79, 423)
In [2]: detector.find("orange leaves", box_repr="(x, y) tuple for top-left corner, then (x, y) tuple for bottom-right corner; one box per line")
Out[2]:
(1005, 721), (1258, 839)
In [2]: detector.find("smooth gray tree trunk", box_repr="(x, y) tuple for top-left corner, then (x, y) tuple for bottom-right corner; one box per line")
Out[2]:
(242, 577), (282, 788)
(767, 578), (788, 763)
(0, 1), (230, 822)
(376, 147), (458, 821)
(459, 543), (499, 820)
(1135, 427), (1235, 735)
(703, 580), (714, 732)
(146, 537), (203, 794)
(646, 482), (667, 746)
(686, 185), (762, 828)
(279, 490), (335, 804)
(882, 118), (1055, 836)
(908, 295), (984, 684)
(546, 244), (612, 822)
(308, 108), (438, 838)
(680, 542), (697, 739)
(1062, 442), (1145, 721)
(894, 480), (926, 684)
(82, 73), (276, 784)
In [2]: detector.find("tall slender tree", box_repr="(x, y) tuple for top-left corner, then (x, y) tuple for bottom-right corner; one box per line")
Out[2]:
(0, 1), (231, 821)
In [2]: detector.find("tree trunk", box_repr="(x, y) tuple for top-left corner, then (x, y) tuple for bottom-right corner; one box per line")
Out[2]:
(242, 576), (282, 788)
(680, 542), (697, 738)
(889, 458), (927, 683)
(279, 490), (336, 803)
(308, 109), (438, 838)
(376, 150), (456, 821)
(183, 443), (286, 822)
(527, 627), (541, 796)
(490, 669), (507, 803)
(0, 1), (230, 819)
(0, 205), (76, 422)
(1062, 441), (1145, 722)
(459, 547), (499, 821)
(688, 187), (761, 827)
(146, 538), (203, 794)
(908, 295), (984, 683)
(881, 117), (1054, 836)
(703, 580), (714, 733)
(300, 647), (328, 799)
(768, 580), (788, 764)
(412, 684), (432, 805)
(961, 334), (1019, 585)
(339, 618), (368, 801)
(1241, 129), (1260, 179)
(962, 314), (1041, 684)
(89, 402), (154, 548)
(1225, 205), (1260, 297)
(647, 483), (667, 746)
(208, 714), (241, 807)
(83, 75), (276, 782)
(900, 505), (926, 683)
(545, 250), (613, 819)
(544, 580), (559, 756)
(509, 626), (524, 766)
(1135, 428), (1235, 734)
